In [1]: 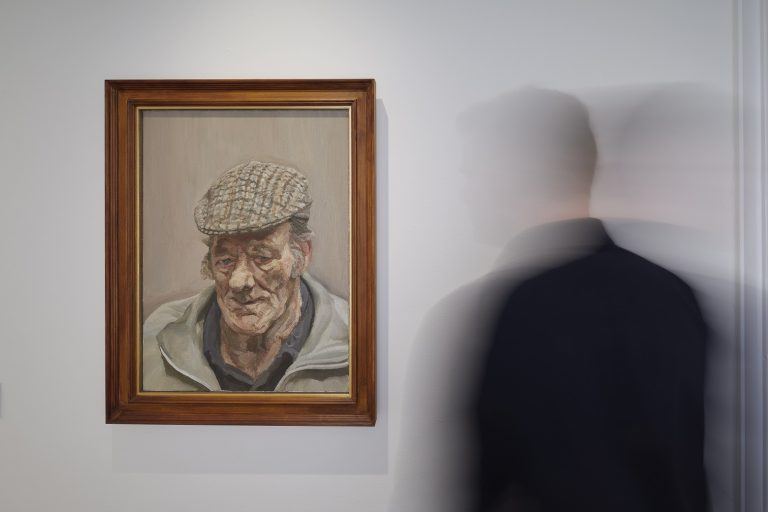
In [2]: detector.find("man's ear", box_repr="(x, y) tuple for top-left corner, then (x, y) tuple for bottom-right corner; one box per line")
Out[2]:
(290, 239), (312, 278)
(200, 253), (214, 280)
(299, 239), (312, 271)
(200, 236), (217, 280)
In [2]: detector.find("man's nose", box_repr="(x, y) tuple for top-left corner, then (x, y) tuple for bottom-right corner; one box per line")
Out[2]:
(228, 256), (256, 292)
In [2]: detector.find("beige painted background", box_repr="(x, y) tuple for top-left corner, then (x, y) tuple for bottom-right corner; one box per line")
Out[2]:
(141, 109), (350, 319)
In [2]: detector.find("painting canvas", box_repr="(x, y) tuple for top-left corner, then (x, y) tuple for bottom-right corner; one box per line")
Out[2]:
(142, 109), (351, 393)
(105, 80), (375, 425)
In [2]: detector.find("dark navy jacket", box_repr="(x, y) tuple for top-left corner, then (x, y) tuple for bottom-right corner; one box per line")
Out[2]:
(474, 219), (708, 512)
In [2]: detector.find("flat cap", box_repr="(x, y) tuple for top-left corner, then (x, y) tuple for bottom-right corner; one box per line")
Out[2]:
(194, 161), (312, 235)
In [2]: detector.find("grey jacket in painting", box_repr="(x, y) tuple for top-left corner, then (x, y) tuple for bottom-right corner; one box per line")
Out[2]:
(142, 273), (349, 393)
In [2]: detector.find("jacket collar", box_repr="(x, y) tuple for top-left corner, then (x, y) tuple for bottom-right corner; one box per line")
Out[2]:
(156, 286), (221, 390)
(494, 217), (613, 274)
(275, 273), (349, 389)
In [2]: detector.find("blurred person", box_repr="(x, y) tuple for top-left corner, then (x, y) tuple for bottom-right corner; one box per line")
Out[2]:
(390, 88), (710, 512)
(466, 89), (708, 511)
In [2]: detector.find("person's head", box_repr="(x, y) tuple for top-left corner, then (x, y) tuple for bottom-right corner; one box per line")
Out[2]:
(459, 88), (598, 238)
(195, 161), (314, 336)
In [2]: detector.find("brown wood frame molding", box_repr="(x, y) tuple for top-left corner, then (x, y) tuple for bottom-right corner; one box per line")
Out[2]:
(105, 79), (376, 425)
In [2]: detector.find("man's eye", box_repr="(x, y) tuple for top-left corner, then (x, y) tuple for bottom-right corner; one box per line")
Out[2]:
(254, 256), (273, 264)
(217, 258), (235, 266)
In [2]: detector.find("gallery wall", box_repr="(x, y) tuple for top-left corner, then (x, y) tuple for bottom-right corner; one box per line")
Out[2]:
(0, 1), (742, 511)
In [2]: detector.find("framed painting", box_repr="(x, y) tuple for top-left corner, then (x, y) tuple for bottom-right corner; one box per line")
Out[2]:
(105, 79), (375, 425)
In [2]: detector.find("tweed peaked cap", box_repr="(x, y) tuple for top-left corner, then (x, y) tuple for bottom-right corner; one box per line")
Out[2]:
(194, 161), (312, 235)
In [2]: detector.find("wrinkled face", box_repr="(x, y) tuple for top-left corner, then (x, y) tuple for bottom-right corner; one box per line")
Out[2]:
(210, 223), (308, 336)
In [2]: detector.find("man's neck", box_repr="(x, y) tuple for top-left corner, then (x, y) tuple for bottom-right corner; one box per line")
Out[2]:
(219, 280), (303, 381)
(531, 195), (591, 226)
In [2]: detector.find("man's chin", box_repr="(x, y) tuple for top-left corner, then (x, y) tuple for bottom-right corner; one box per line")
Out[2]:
(217, 307), (265, 333)
(228, 322), (269, 336)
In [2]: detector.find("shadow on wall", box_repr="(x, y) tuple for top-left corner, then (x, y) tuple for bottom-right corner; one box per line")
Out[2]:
(111, 100), (391, 476)
(389, 85), (737, 512)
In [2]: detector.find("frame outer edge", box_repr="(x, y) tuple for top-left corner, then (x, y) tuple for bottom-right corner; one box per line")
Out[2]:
(104, 79), (378, 426)
(368, 79), (377, 426)
(105, 80), (120, 422)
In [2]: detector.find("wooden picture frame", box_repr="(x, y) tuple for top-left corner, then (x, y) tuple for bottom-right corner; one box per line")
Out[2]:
(105, 79), (375, 425)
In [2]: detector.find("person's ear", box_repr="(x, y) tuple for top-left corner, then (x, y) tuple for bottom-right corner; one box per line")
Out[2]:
(299, 239), (312, 271)
(200, 236), (217, 279)
(290, 238), (312, 278)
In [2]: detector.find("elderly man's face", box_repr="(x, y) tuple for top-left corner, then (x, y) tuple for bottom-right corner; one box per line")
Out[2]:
(210, 223), (309, 336)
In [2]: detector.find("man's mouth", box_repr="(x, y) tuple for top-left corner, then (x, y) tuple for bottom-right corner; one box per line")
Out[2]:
(230, 295), (270, 307)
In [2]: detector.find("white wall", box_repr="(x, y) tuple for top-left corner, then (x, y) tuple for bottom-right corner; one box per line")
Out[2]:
(0, 1), (741, 511)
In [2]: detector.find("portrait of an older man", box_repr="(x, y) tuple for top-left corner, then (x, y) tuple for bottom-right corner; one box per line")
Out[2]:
(142, 161), (349, 393)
